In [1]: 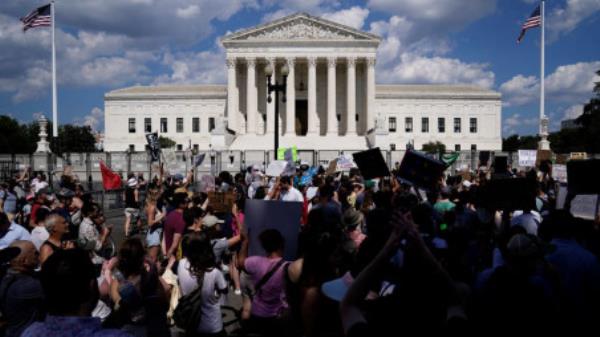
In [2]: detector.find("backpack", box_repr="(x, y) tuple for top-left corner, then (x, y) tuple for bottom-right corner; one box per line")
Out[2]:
(173, 273), (205, 332)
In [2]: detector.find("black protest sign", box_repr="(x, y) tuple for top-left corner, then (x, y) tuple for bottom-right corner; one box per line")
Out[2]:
(493, 155), (508, 175)
(244, 199), (302, 261)
(396, 150), (446, 191)
(145, 132), (161, 162)
(567, 159), (600, 195)
(352, 148), (390, 180)
(480, 177), (536, 211)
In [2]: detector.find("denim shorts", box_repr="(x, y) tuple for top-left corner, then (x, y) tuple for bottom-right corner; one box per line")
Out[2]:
(146, 227), (162, 247)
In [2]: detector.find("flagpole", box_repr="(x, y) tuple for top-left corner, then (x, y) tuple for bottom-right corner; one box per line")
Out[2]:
(51, 1), (58, 138)
(539, 0), (550, 150)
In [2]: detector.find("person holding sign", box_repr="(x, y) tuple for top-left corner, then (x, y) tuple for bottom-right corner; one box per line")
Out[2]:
(267, 176), (303, 202)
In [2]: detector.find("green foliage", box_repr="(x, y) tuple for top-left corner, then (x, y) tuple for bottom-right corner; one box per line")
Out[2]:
(502, 134), (540, 152)
(421, 141), (446, 154)
(51, 124), (97, 153)
(158, 136), (176, 149)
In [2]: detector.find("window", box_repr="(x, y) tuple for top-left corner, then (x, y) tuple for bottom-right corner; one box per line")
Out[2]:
(336, 114), (341, 122)
(129, 144), (135, 152)
(389, 117), (397, 132)
(176, 144), (183, 151)
(471, 144), (477, 151)
(160, 118), (168, 133)
(421, 117), (429, 133)
(455, 144), (461, 151)
(192, 118), (200, 133)
(128, 118), (136, 133)
(209, 117), (215, 132)
(144, 118), (152, 133)
(405, 117), (413, 133)
(193, 144), (199, 151)
(176, 118), (184, 133)
(438, 118), (445, 133)
(470, 118), (477, 133)
(355, 114), (359, 122)
(454, 118), (461, 133)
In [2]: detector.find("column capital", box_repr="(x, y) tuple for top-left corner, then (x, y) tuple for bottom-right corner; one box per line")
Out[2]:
(246, 57), (256, 67)
(366, 57), (376, 67)
(267, 57), (276, 66)
(327, 56), (337, 68)
(346, 56), (356, 67)
(307, 56), (317, 67)
(226, 57), (236, 68)
(286, 57), (296, 67)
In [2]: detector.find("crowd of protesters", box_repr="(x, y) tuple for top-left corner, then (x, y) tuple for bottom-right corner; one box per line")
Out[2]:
(0, 156), (599, 337)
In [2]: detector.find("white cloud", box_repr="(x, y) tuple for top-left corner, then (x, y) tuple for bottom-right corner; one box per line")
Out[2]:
(377, 53), (495, 88)
(74, 107), (104, 132)
(153, 42), (227, 85)
(503, 113), (538, 135)
(500, 61), (600, 106)
(562, 104), (584, 121)
(322, 6), (370, 30)
(176, 5), (200, 19)
(548, 0), (600, 38)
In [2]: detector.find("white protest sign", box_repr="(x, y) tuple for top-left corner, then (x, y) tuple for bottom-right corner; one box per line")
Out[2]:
(266, 160), (288, 177)
(518, 150), (537, 167)
(306, 186), (319, 200)
(337, 155), (355, 170)
(162, 148), (184, 176)
(570, 195), (598, 220)
(552, 164), (567, 183)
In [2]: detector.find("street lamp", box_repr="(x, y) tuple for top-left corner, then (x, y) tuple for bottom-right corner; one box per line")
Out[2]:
(265, 63), (289, 160)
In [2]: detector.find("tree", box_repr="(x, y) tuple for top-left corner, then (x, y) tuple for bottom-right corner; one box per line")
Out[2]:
(421, 141), (446, 154)
(0, 116), (37, 153)
(158, 136), (176, 149)
(50, 124), (97, 153)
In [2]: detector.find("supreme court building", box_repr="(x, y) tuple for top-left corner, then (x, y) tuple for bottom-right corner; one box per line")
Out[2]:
(104, 13), (502, 153)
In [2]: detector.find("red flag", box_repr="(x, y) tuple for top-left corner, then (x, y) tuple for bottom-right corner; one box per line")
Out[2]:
(99, 160), (122, 190)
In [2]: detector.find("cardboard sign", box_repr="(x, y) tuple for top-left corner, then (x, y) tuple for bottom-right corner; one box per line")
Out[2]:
(244, 199), (302, 261)
(518, 150), (537, 167)
(352, 148), (390, 180)
(337, 155), (355, 169)
(396, 150), (446, 191)
(552, 164), (567, 183)
(208, 191), (235, 213)
(325, 159), (338, 176)
(536, 150), (552, 167)
(567, 159), (600, 195)
(306, 186), (319, 200)
(266, 160), (288, 177)
(199, 175), (215, 193)
(570, 152), (587, 160)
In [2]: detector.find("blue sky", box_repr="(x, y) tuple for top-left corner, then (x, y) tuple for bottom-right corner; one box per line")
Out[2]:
(1, 0), (599, 137)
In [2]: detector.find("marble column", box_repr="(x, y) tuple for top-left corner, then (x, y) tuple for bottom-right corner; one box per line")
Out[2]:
(307, 56), (318, 135)
(246, 57), (257, 134)
(226, 57), (238, 133)
(285, 57), (296, 135)
(266, 58), (276, 135)
(346, 56), (356, 135)
(327, 57), (337, 136)
(366, 57), (376, 132)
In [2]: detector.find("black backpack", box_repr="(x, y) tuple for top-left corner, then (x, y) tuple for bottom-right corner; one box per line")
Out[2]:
(173, 273), (205, 333)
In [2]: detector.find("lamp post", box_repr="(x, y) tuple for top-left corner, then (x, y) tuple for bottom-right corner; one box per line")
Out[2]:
(265, 63), (289, 160)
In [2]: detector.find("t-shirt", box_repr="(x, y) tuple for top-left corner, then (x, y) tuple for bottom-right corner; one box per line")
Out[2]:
(30, 227), (49, 251)
(211, 238), (229, 265)
(279, 187), (304, 202)
(244, 256), (288, 318)
(164, 210), (185, 253)
(3, 192), (17, 214)
(434, 200), (455, 214)
(0, 223), (32, 249)
(177, 259), (227, 334)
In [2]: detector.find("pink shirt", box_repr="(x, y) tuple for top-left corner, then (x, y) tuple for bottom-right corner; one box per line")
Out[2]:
(244, 256), (287, 318)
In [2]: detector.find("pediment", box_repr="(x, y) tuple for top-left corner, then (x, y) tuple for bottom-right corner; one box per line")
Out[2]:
(222, 12), (380, 43)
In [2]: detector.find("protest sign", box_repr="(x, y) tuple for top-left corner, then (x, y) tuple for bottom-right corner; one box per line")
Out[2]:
(552, 164), (567, 183)
(480, 177), (536, 211)
(337, 155), (355, 170)
(277, 146), (298, 161)
(162, 148), (184, 176)
(567, 159), (600, 195)
(325, 158), (338, 176)
(396, 150), (445, 191)
(570, 195), (598, 220)
(199, 175), (215, 193)
(306, 186), (319, 200)
(353, 148), (390, 180)
(570, 152), (587, 160)
(145, 132), (160, 162)
(194, 153), (206, 167)
(518, 150), (537, 167)
(266, 160), (288, 177)
(208, 191), (235, 213)
(493, 156), (509, 175)
(245, 199), (302, 260)
(479, 151), (491, 166)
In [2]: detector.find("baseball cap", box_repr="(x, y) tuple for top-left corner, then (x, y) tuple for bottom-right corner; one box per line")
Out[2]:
(202, 215), (224, 228)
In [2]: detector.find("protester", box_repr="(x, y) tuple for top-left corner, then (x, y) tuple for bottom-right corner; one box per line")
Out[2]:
(163, 193), (187, 261)
(30, 207), (50, 251)
(39, 213), (72, 264)
(124, 174), (140, 237)
(0, 241), (45, 337)
(144, 188), (164, 265)
(0, 212), (31, 249)
(22, 249), (132, 337)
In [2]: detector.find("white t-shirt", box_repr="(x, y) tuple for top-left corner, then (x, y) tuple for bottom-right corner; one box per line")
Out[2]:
(279, 187), (304, 202)
(31, 180), (48, 193)
(511, 210), (542, 235)
(30, 226), (49, 251)
(177, 258), (227, 334)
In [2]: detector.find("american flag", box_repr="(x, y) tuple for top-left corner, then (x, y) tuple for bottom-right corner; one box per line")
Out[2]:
(20, 4), (51, 31)
(517, 5), (541, 43)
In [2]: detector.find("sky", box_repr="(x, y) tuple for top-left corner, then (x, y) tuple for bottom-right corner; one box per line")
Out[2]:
(0, 0), (599, 137)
